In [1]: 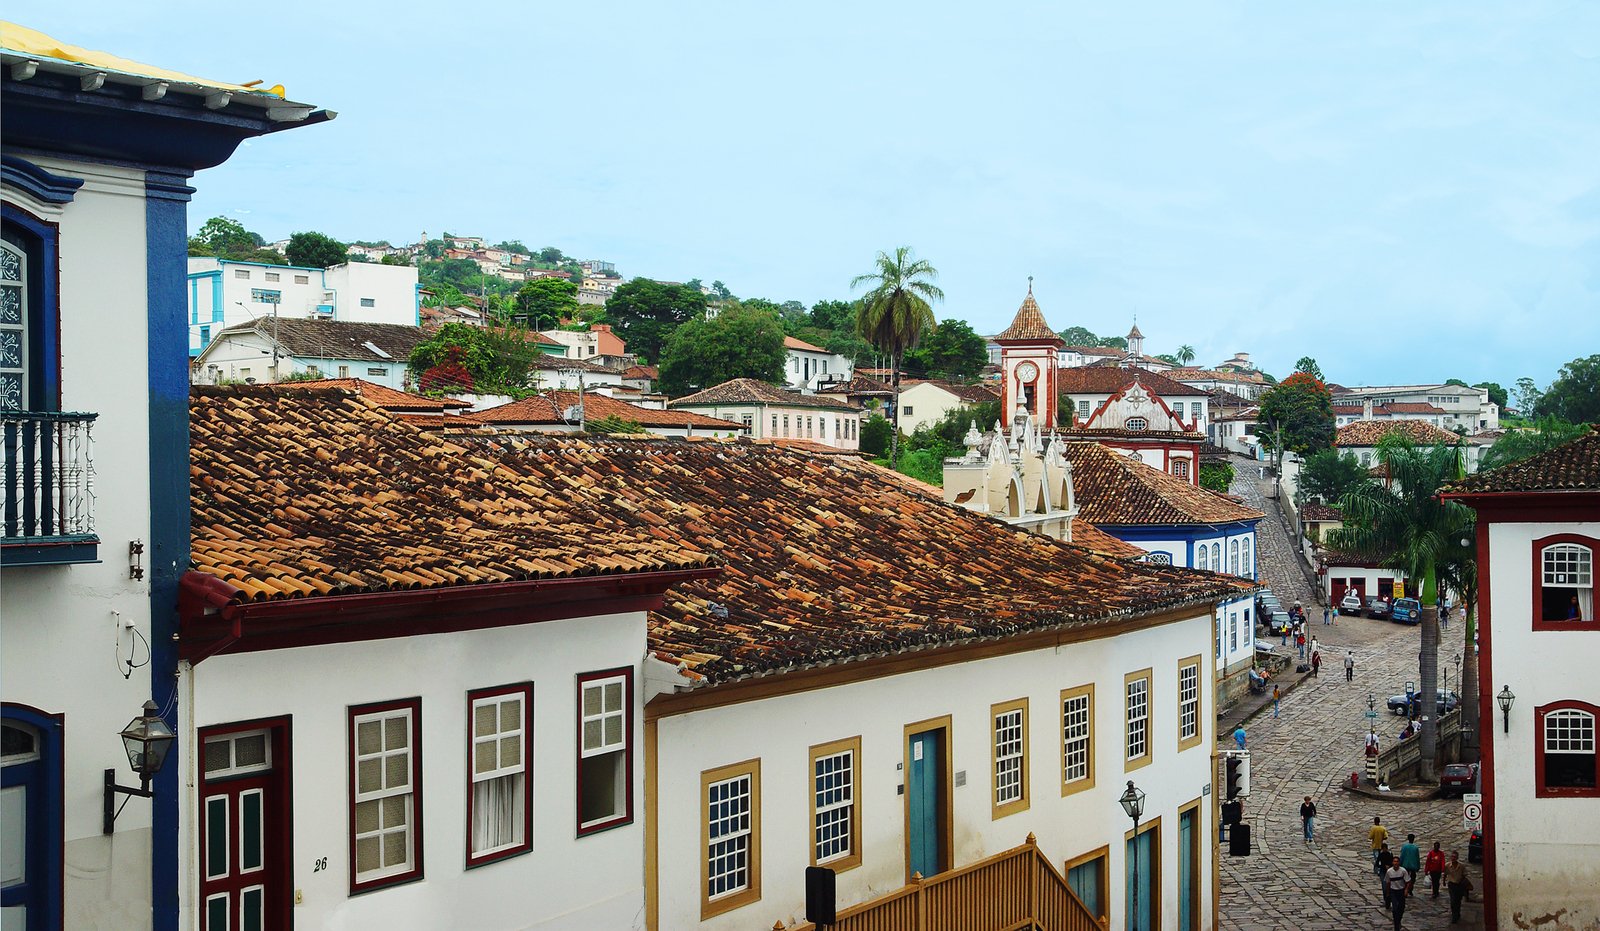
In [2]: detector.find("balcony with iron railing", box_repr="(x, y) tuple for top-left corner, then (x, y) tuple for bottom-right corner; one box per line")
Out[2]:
(2, 410), (98, 566)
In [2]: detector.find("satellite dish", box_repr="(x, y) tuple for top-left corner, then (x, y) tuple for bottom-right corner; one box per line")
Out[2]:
(563, 405), (583, 421)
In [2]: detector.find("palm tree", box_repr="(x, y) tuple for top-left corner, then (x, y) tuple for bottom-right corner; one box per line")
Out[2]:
(851, 247), (943, 468)
(1329, 435), (1475, 780)
(1438, 538), (1479, 763)
(1177, 344), (1196, 366)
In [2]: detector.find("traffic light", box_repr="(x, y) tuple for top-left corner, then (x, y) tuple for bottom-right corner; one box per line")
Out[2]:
(1224, 751), (1251, 799)
(1225, 755), (1241, 800)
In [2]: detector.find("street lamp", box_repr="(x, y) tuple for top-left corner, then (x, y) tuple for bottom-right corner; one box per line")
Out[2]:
(104, 701), (175, 834)
(1119, 780), (1147, 930)
(1497, 686), (1516, 734)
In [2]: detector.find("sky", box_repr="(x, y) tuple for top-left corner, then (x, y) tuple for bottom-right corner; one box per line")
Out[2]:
(15, 2), (1599, 389)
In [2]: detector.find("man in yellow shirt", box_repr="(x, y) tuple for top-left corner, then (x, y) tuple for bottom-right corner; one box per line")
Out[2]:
(1369, 816), (1390, 875)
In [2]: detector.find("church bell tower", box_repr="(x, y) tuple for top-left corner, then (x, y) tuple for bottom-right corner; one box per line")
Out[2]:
(995, 280), (1064, 428)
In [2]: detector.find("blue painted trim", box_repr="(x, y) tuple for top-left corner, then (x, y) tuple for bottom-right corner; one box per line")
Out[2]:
(0, 703), (65, 930)
(145, 169), (194, 931)
(0, 155), (83, 205)
(188, 278), (199, 327)
(2, 204), (63, 410)
(0, 537), (100, 566)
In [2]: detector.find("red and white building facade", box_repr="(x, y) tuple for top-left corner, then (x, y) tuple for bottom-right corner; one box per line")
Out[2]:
(1443, 433), (1600, 929)
(994, 285), (1064, 433)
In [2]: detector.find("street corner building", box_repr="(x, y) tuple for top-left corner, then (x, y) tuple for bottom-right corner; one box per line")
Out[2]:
(0, 21), (331, 931)
(1443, 429), (1600, 931)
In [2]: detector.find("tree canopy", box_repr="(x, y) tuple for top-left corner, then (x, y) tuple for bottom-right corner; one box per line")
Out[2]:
(1473, 381), (1508, 409)
(657, 301), (786, 397)
(903, 319), (989, 381)
(408, 323), (543, 396)
(1294, 357), (1324, 381)
(603, 279), (708, 364)
(1258, 372), (1335, 456)
(188, 216), (286, 265)
(514, 277), (579, 329)
(1479, 416), (1591, 471)
(852, 247), (943, 467)
(1296, 448), (1369, 505)
(1535, 354), (1600, 424)
(285, 231), (349, 269)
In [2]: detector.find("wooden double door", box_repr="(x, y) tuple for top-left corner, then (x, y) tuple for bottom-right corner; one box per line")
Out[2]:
(199, 721), (291, 931)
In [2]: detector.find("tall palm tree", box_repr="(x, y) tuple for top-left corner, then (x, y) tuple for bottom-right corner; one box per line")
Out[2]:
(1439, 540), (1479, 763)
(1330, 435), (1475, 780)
(851, 247), (943, 468)
(1177, 344), (1196, 366)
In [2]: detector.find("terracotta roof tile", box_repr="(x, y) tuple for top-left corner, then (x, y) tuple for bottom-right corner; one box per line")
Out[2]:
(475, 392), (746, 430)
(902, 379), (1001, 404)
(215, 319), (426, 364)
(189, 386), (714, 603)
(1335, 419), (1461, 447)
(1062, 442), (1264, 526)
(290, 378), (471, 411)
(1443, 430), (1600, 495)
(1056, 367), (1208, 397)
(783, 336), (828, 352)
(1300, 502), (1343, 521)
(994, 289), (1063, 343)
(1070, 522), (1149, 560)
(669, 378), (857, 410)
(816, 374), (894, 397)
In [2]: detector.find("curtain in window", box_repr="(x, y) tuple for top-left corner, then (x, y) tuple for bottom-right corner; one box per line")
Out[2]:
(472, 774), (523, 853)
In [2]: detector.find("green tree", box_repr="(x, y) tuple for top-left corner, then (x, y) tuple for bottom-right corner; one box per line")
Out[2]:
(515, 277), (579, 329)
(408, 322), (542, 396)
(380, 254), (410, 267)
(586, 414), (644, 435)
(1514, 377), (1543, 413)
(1328, 436), (1474, 780)
(1294, 356), (1324, 381)
(1177, 345), (1196, 365)
(809, 299), (857, 331)
(1473, 381), (1508, 409)
(710, 280), (733, 300)
(859, 414), (893, 457)
(1535, 354), (1600, 423)
(1257, 372), (1335, 463)
(1296, 448), (1369, 504)
(285, 231), (349, 269)
(1444, 377), (1469, 388)
(1100, 336), (1128, 350)
(604, 279), (708, 364)
(903, 319), (989, 381)
(1479, 416), (1590, 471)
(851, 247), (944, 468)
(188, 216), (285, 264)
(1198, 461), (1234, 493)
(1057, 326), (1100, 346)
(537, 246), (566, 264)
(1154, 353), (1180, 365)
(494, 241), (529, 255)
(657, 301), (786, 396)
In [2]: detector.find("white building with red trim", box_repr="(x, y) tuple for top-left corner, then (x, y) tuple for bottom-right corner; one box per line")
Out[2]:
(1442, 431), (1600, 930)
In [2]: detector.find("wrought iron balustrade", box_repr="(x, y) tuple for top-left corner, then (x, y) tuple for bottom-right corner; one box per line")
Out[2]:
(2, 411), (98, 560)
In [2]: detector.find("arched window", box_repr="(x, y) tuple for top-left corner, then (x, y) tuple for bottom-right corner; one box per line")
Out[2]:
(1124, 417), (1148, 431)
(1229, 539), (1239, 575)
(1211, 543), (1220, 568)
(1171, 459), (1190, 480)
(1536, 702), (1599, 797)
(1147, 552), (1172, 565)
(1197, 545), (1208, 571)
(1240, 537), (1251, 577)
(1538, 539), (1593, 624)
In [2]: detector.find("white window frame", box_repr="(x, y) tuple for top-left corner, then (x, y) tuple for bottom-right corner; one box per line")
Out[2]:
(350, 703), (418, 888)
(1062, 689), (1092, 788)
(1125, 674), (1150, 766)
(468, 687), (530, 863)
(577, 670), (630, 833)
(1179, 662), (1200, 742)
(811, 743), (856, 866)
(994, 708), (1024, 807)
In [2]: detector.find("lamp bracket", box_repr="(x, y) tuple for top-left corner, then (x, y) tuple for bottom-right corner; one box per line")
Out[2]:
(103, 769), (154, 835)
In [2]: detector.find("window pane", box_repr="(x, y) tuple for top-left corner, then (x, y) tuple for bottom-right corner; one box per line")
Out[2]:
(603, 715), (623, 747)
(355, 800), (380, 834)
(206, 797), (228, 879)
(500, 735), (521, 769)
(241, 887), (263, 931)
(583, 685), (602, 717)
(384, 753), (409, 788)
(603, 682), (623, 712)
(475, 740), (497, 776)
(500, 699), (521, 731)
(382, 829), (409, 868)
(204, 739), (231, 774)
(234, 734), (267, 768)
(385, 716), (407, 749)
(357, 721), (381, 755)
(357, 758), (381, 794)
(240, 792), (263, 872)
(381, 795), (406, 827)
(475, 704), (497, 738)
(583, 719), (602, 751)
(354, 836), (380, 874)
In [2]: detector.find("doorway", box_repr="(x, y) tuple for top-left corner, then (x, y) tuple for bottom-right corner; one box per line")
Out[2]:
(903, 716), (951, 881)
(199, 720), (292, 931)
(1, 706), (63, 931)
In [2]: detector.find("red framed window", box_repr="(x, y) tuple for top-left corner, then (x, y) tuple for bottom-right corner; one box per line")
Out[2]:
(1535, 700), (1599, 797)
(348, 698), (423, 892)
(576, 668), (633, 835)
(466, 684), (533, 867)
(1531, 534), (1595, 630)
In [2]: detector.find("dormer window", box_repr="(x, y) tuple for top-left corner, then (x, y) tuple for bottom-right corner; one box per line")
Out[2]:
(1124, 417), (1148, 431)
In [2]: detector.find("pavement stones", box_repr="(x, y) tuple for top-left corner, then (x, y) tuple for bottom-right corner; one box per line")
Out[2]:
(1218, 461), (1483, 931)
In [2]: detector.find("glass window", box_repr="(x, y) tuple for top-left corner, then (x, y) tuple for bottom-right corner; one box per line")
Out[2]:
(810, 739), (858, 867)
(1230, 540), (1240, 575)
(1540, 543), (1593, 622)
(1241, 538), (1252, 577)
(577, 670), (631, 833)
(360, 298), (376, 308)
(702, 759), (760, 915)
(264, 272), (280, 282)
(1172, 460), (1190, 480)
(1179, 662), (1200, 743)
(349, 701), (420, 889)
(1126, 675), (1150, 763)
(1124, 417), (1148, 431)
(1197, 545), (1208, 572)
(294, 275), (310, 285)
(0, 240), (28, 410)
(992, 701), (1027, 815)
(1542, 708), (1597, 792)
(1062, 687), (1093, 791)
(234, 268), (250, 279)
(468, 686), (531, 864)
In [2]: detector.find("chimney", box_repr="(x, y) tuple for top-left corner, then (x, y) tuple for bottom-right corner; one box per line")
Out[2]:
(1362, 398), (1373, 421)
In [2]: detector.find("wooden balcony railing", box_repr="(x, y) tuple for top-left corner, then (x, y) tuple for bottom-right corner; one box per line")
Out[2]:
(785, 834), (1105, 931)
(2, 410), (98, 565)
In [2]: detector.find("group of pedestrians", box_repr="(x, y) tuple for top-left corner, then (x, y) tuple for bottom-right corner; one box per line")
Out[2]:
(1367, 816), (1473, 927)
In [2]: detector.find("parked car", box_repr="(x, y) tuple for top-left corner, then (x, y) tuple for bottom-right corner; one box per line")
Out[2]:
(1440, 762), (1479, 796)
(1468, 829), (1483, 863)
(1391, 597), (1422, 624)
(1365, 597), (1391, 619)
(1266, 611), (1294, 635)
(1387, 688), (1461, 716)
(1338, 591), (1364, 615)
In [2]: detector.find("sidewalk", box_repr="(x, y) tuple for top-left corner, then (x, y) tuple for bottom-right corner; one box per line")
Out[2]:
(1217, 646), (1317, 737)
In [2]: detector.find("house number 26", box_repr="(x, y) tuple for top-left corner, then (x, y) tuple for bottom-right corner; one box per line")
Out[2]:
(312, 857), (328, 873)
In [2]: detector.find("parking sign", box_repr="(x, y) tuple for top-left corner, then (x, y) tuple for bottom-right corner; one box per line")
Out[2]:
(1463, 793), (1482, 831)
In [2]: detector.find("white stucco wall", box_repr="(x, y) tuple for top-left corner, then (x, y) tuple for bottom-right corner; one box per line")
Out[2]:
(896, 382), (968, 436)
(2, 158), (162, 929)
(180, 611), (651, 930)
(1484, 519), (1600, 928)
(674, 402), (861, 449)
(186, 258), (418, 355)
(653, 613), (1217, 930)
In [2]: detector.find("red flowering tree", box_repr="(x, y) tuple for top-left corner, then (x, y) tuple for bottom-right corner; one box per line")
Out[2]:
(419, 345), (475, 393)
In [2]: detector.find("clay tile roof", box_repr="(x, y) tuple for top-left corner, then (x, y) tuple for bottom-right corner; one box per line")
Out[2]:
(1300, 502), (1343, 522)
(1335, 419), (1461, 448)
(468, 434), (1253, 684)
(783, 336), (827, 353)
(290, 378), (471, 411)
(816, 374), (894, 397)
(216, 319), (427, 364)
(1061, 441), (1264, 526)
(903, 379), (1001, 404)
(1063, 345), (1122, 356)
(994, 289), (1063, 343)
(1056, 366), (1208, 397)
(1071, 523), (1149, 560)
(669, 378), (857, 410)
(1383, 402), (1447, 415)
(529, 355), (613, 374)
(475, 392), (746, 430)
(1127, 324), (1144, 339)
(623, 365), (659, 380)
(188, 386), (714, 604)
(1443, 430), (1600, 495)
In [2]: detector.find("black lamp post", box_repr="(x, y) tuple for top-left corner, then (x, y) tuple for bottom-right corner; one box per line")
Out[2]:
(1368, 692), (1377, 738)
(104, 701), (175, 834)
(1119, 780), (1147, 930)
(1497, 686), (1515, 734)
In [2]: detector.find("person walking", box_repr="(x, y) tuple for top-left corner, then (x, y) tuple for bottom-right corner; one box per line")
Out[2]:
(1385, 860), (1410, 930)
(1280, 622), (1289, 646)
(1310, 636), (1319, 657)
(1296, 630), (1306, 660)
(1368, 817), (1390, 875)
(1400, 833), (1421, 896)
(1272, 684), (1281, 718)
(1424, 842), (1446, 898)
(1345, 650), (1355, 682)
(1323, 604), (1332, 625)
(1299, 796), (1316, 842)
(1233, 725), (1247, 750)
(1378, 843), (1396, 906)
(1445, 851), (1470, 922)
(1311, 649), (1322, 677)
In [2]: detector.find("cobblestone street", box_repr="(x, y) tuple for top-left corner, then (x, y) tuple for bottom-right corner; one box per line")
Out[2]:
(1220, 460), (1484, 930)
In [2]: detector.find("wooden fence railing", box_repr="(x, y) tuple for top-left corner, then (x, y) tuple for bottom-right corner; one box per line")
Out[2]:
(785, 834), (1104, 931)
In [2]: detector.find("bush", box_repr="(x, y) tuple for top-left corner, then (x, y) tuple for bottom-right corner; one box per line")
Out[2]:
(860, 415), (893, 457)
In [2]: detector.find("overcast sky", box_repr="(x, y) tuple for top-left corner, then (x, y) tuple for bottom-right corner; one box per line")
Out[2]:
(18, 2), (1599, 389)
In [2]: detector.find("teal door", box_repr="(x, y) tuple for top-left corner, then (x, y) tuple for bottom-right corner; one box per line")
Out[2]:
(1179, 809), (1196, 931)
(1125, 828), (1155, 930)
(907, 730), (943, 878)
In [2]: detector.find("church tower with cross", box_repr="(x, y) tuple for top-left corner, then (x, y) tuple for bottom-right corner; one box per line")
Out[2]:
(995, 280), (1065, 428)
